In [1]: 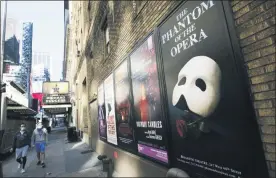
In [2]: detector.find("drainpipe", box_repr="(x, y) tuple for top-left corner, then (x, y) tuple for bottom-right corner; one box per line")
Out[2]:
(0, 0), (8, 131)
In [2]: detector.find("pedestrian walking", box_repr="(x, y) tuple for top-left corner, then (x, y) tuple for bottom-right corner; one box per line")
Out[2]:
(32, 122), (48, 168)
(10, 123), (31, 174)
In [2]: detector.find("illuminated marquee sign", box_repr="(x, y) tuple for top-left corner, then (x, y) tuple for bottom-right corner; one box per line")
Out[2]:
(43, 82), (69, 95)
(43, 94), (70, 104)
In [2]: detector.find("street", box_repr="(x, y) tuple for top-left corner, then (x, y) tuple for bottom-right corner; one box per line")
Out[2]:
(2, 128), (106, 177)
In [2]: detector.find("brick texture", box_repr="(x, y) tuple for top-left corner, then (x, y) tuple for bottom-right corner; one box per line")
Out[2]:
(82, 1), (180, 100)
(233, 0), (276, 177)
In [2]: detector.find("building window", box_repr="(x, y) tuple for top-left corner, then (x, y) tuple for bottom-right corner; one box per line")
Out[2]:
(103, 20), (110, 56)
(132, 1), (147, 18)
(88, 0), (91, 11)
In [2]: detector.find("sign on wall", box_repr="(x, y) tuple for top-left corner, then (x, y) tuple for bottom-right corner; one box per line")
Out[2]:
(104, 74), (118, 145)
(130, 35), (168, 164)
(97, 83), (107, 141)
(32, 81), (43, 93)
(43, 94), (70, 104)
(159, 0), (267, 177)
(114, 60), (135, 151)
(32, 93), (44, 106)
(42, 82), (69, 95)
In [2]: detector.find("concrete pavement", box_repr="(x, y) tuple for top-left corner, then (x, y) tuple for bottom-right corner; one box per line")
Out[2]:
(2, 128), (106, 177)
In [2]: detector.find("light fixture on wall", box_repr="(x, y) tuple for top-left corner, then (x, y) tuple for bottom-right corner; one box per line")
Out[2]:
(89, 51), (93, 58)
(91, 93), (97, 102)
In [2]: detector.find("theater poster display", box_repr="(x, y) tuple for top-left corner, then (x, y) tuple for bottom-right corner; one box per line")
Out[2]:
(158, 0), (268, 178)
(130, 35), (168, 164)
(97, 83), (107, 141)
(114, 60), (135, 151)
(104, 74), (118, 145)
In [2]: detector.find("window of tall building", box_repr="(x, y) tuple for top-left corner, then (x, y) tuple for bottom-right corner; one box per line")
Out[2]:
(103, 19), (110, 56)
(132, 1), (147, 18)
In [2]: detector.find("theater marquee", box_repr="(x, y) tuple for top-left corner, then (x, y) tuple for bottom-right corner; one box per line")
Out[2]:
(42, 82), (69, 95)
(42, 81), (70, 105)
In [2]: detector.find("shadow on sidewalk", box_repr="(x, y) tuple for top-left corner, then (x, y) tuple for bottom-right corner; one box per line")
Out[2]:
(2, 130), (106, 178)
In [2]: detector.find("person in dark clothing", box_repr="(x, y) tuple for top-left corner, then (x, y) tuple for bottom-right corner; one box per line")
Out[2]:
(10, 123), (31, 174)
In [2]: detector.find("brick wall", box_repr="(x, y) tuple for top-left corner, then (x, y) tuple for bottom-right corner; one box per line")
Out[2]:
(231, 1), (276, 177)
(86, 1), (180, 100)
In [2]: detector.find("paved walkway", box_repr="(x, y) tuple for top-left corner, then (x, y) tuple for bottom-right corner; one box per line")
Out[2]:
(2, 128), (106, 177)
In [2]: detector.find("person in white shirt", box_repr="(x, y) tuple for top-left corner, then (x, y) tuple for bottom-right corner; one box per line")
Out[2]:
(32, 122), (48, 168)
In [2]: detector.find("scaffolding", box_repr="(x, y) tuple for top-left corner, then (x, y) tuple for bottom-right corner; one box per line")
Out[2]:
(20, 22), (33, 95)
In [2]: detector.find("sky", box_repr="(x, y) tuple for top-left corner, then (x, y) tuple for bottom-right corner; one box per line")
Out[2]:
(1, 1), (64, 81)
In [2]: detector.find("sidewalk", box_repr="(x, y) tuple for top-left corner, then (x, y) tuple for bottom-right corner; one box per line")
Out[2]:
(2, 129), (106, 177)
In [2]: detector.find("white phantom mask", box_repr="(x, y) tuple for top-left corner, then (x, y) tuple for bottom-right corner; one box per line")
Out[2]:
(172, 56), (222, 118)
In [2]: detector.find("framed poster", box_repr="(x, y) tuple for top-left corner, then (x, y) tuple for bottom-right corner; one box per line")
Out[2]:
(104, 73), (118, 145)
(114, 59), (136, 151)
(97, 83), (107, 141)
(158, 0), (268, 178)
(130, 34), (168, 164)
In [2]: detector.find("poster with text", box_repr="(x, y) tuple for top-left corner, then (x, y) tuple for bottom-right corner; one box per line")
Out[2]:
(159, 0), (268, 178)
(97, 83), (107, 141)
(130, 35), (168, 164)
(104, 74), (118, 145)
(114, 60), (135, 151)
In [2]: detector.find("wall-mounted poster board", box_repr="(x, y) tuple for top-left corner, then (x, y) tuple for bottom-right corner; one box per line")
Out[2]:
(158, 0), (268, 177)
(97, 83), (107, 141)
(104, 74), (118, 146)
(130, 35), (169, 164)
(114, 59), (136, 151)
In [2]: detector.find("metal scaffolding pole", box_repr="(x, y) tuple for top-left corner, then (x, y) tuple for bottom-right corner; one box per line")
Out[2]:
(0, 0), (8, 130)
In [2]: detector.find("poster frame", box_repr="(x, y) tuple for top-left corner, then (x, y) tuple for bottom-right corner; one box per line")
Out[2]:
(154, 0), (268, 177)
(104, 72), (118, 146)
(97, 82), (107, 142)
(97, 55), (134, 146)
(113, 57), (137, 154)
(154, 0), (257, 117)
(127, 30), (170, 166)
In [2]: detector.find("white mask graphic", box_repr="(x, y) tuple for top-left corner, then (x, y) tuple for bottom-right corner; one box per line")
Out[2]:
(172, 56), (222, 118)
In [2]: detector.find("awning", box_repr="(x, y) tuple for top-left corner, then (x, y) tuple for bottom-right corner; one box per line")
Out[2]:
(7, 106), (37, 116)
(34, 112), (49, 119)
(42, 104), (72, 115)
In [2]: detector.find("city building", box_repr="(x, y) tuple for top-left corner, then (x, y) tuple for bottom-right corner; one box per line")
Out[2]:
(5, 18), (20, 40)
(62, 0), (69, 81)
(3, 18), (20, 73)
(32, 51), (52, 72)
(2, 64), (22, 86)
(20, 22), (33, 94)
(31, 63), (50, 94)
(3, 35), (20, 72)
(64, 1), (275, 178)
